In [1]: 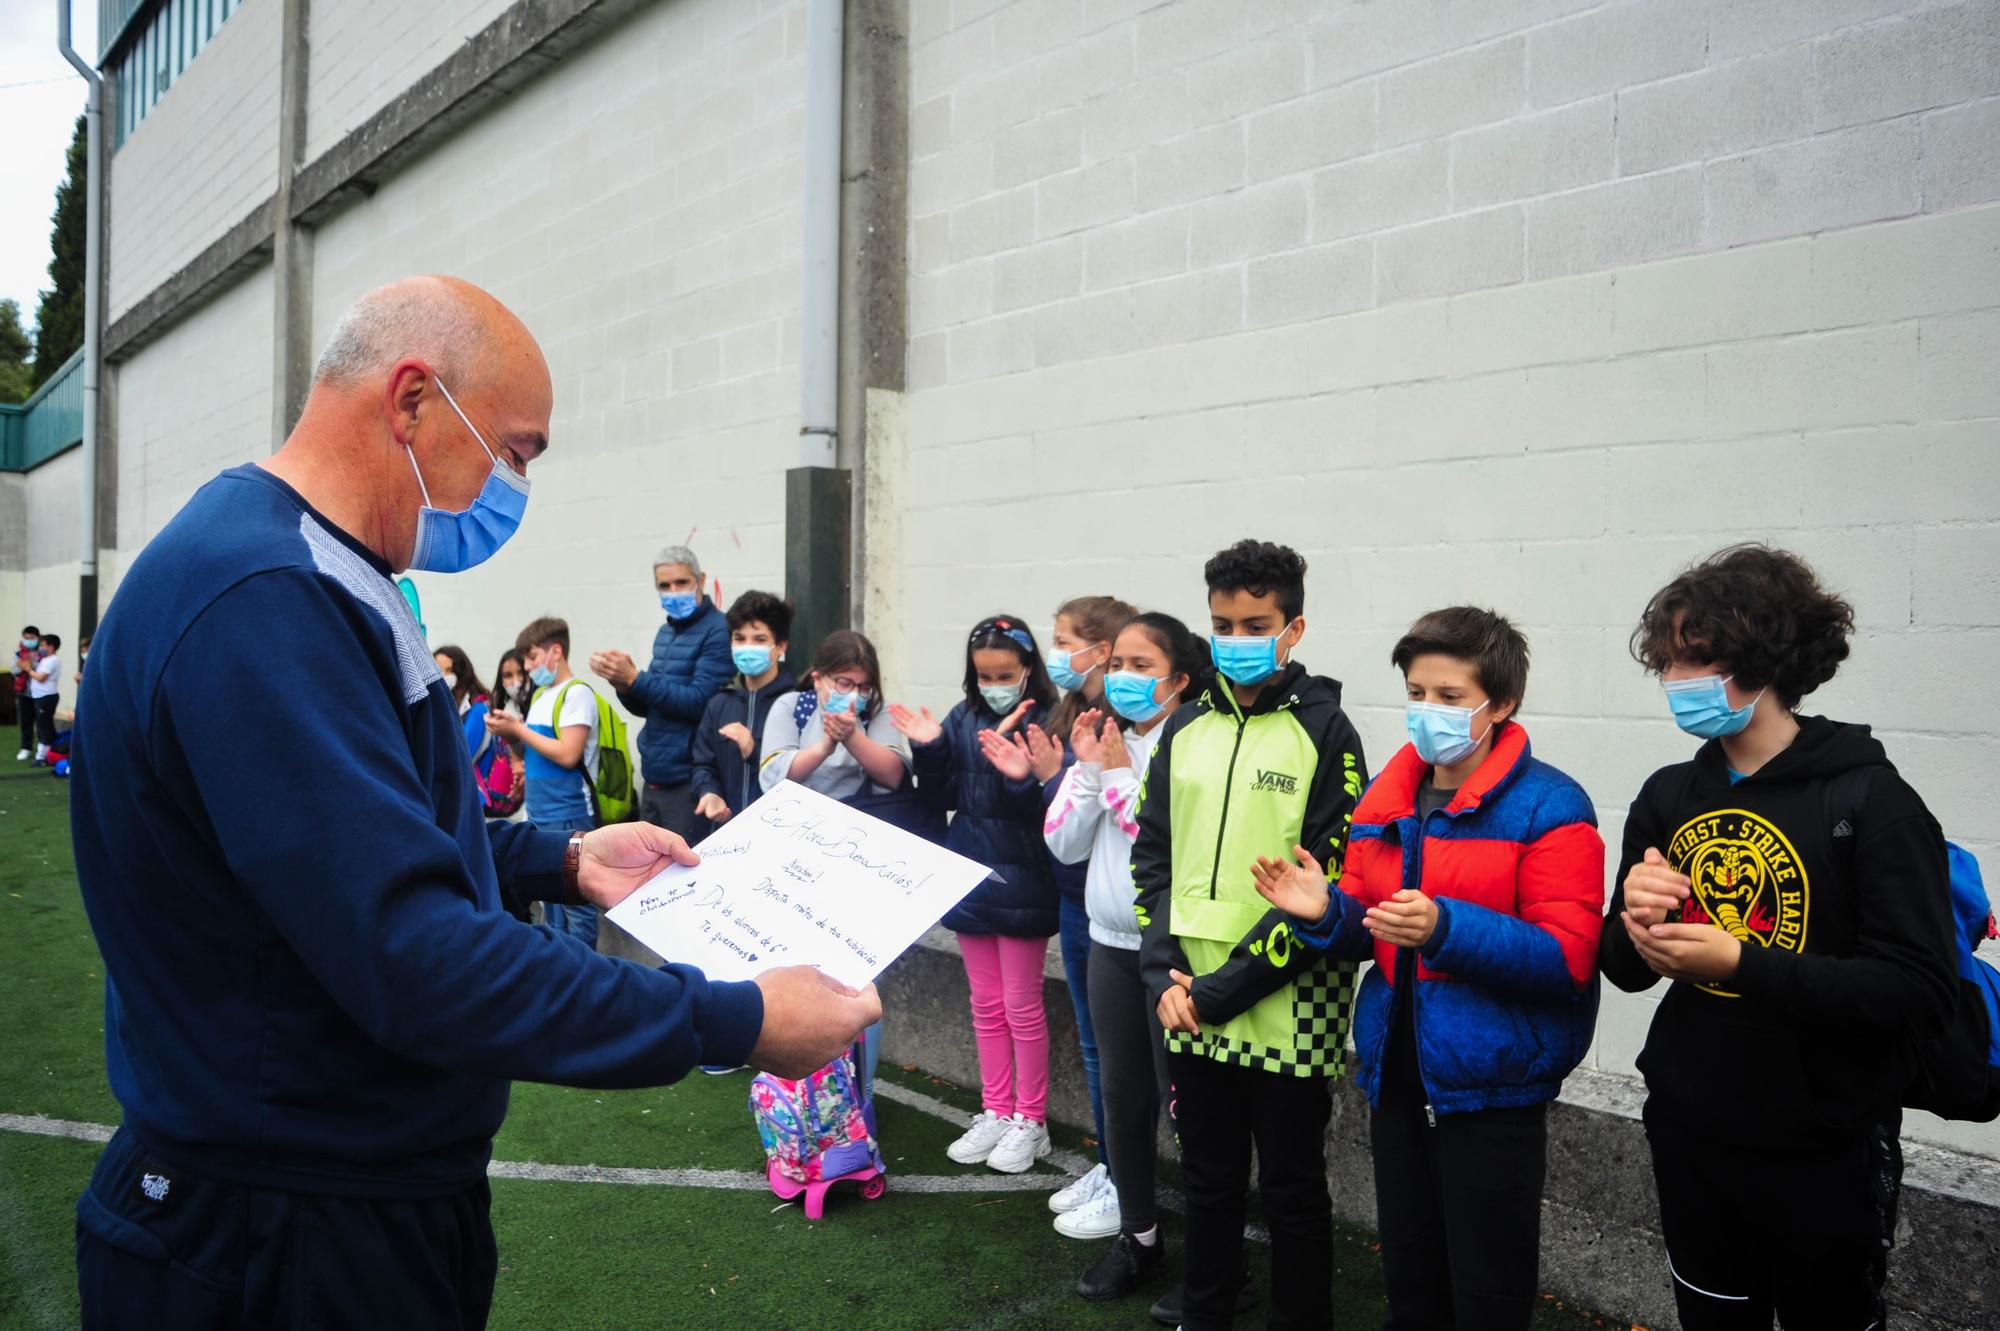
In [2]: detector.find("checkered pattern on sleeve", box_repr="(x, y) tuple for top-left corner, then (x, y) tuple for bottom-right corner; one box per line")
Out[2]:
(1164, 959), (1358, 1078)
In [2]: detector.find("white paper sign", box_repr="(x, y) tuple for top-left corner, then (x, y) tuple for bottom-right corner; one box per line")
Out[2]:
(605, 780), (990, 988)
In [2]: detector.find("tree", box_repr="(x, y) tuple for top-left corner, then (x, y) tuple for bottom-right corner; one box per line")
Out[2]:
(31, 114), (87, 390)
(0, 300), (31, 404)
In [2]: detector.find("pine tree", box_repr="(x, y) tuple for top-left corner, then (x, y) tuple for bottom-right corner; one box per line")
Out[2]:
(0, 300), (31, 404)
(31, 114), (87, 390)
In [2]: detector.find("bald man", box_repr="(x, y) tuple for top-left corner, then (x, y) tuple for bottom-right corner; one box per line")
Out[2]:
(68, 277), (879, 1329)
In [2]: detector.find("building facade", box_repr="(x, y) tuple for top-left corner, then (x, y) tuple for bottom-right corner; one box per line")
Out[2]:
(6, 0), (1998, 1298)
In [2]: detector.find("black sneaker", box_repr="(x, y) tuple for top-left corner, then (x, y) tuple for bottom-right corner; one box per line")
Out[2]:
(1077, 1232), (1166, 1301)
(1148, 1273), (1256, 1326)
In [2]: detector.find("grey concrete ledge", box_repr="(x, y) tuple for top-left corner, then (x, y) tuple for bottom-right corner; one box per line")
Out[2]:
(289, 0), (654, 228)
(104, 196), (278, 363)
(103, 0), (655, 364)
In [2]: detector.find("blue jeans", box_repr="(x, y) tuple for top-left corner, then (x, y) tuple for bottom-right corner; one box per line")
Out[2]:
(1059, 894), (1106, 1161)
(538, 815), (598, 950)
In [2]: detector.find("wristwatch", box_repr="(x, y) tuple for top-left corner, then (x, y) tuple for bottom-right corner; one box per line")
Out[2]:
(563, 830), (587, 904)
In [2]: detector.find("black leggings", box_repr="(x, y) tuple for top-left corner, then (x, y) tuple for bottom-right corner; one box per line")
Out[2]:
(1085, 940), (1170, 1233)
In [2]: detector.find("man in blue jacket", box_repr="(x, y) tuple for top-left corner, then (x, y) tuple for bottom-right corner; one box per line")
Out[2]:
(68, 276), (879, 1330)
(589, 543), (733, 838)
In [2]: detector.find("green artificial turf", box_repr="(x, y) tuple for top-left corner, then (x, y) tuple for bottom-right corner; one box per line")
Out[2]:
(0, 767), (1619, 1330)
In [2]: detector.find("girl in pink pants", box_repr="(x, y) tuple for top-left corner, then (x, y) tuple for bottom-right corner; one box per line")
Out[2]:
(890, 615), (1064, 1173)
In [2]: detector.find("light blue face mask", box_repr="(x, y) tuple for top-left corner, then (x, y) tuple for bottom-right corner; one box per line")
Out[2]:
(822, 685), (865, 716)
(404, 378), (530, 574)
(733, 645), (773, 677)
(662, 591), (700, 620)
(529, 664), (556, 689)
(1105, 670), (1172, 724)
(1046, 646), (1098, 692)
(1406, 699), (1492, 768)
(1210, 625), (1293, 687)
(1664, 673), (1765, 739)
(979, 680), (1026, 714)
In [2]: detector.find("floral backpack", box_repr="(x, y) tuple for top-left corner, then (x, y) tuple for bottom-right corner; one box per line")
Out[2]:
(750, 1049), (883, 1186)
(473, 728), (521, 817)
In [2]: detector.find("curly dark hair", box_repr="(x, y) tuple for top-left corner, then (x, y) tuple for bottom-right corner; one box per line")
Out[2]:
(1631, 544), (1854, 707)
(1203, 539), (1307, 622)
(1392, 607), (1529, 710)
(725, 589), (793, 643)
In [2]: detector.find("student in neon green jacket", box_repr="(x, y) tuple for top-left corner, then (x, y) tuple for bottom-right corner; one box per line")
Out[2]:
(1134, 539), (1367, 1331)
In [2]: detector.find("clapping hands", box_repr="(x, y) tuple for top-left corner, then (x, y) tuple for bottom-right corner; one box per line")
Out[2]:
(887, 703), (942, 745)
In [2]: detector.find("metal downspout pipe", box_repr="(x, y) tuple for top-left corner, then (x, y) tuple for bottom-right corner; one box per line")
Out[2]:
(56, 0), (102, 637)
(800, 0), (842, 469)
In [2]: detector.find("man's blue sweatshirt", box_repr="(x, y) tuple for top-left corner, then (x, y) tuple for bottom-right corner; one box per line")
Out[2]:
(69, 466), (764, 1197)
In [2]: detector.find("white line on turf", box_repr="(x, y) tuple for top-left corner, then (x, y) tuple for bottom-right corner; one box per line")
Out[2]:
(0, 1113), (113, 1143)
(0, 1113), (1062, 1196)
(2, 1092), (1267, 1236)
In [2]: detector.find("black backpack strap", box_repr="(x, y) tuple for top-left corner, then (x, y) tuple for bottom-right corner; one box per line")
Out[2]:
(1819, 764), (1883, 884)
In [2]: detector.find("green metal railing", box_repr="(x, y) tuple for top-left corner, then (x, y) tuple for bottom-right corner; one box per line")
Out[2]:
(0, 351), (85, 473)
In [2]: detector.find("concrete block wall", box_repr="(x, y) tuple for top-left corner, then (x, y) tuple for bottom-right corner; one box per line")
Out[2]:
(112, 267), (277, 556)
(892, 0), (2000, 1163)
(19, 449), (84, 648)
(106, 0), (281, 319)
(307, 0), (808, 699)
(0, 476), (24, 644)
(303, 0), (521, 162)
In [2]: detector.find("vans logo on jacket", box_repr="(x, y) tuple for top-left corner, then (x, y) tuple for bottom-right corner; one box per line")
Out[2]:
(1668, 808), (1809, 996)
(1251, 768), (1298, 796)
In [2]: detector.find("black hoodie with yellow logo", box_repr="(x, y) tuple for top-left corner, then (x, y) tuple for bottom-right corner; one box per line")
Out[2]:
(1601, 715), (1958, 1141)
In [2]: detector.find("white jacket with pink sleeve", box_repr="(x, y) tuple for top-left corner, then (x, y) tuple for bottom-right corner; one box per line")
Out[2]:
(1041, 724), (1162, 950)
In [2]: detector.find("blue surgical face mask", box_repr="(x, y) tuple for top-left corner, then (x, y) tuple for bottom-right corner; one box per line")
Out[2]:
(662, 591), (700, 620)
(1663, 673), (1765, 739)
(1046, 646), (1098, 692)
(1406, 699), (1492, 768)
(529, 664), (556, 689)
(1210, 623), (1295, 688)
(822, 685), (862, 716)
(404, 378), (531, 574)
(1105, 670), (1173, 724)
(979, 680), (1026, 714)
(733, 645), (774, 677)
(20, 638), (36, 651)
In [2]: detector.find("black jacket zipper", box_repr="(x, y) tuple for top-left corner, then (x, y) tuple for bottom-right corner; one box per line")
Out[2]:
(1205, 707), (1249, 899)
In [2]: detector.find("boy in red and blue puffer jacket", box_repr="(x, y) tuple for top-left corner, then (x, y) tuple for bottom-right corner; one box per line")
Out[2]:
(1254, 606), (1604, 1331)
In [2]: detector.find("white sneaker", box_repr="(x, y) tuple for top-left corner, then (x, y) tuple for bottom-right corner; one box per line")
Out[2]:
(985, 1114), (1051, 1174)
(1048, 1161), (1111, 1214)
(1053, 1183), (1122, 1239)
(13, 749), (26, 761)
(946, 1110), (1011, 1164)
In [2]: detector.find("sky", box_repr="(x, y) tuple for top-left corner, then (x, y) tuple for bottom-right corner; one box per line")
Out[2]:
(0, 2), (98, 341)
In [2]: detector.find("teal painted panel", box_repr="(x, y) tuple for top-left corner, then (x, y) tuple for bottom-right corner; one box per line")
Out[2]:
(98, 0), (150, 65)
(0, 352), (85, 473)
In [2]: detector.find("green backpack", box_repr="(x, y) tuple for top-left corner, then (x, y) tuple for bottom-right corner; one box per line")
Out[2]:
(540, 680), (638, 826)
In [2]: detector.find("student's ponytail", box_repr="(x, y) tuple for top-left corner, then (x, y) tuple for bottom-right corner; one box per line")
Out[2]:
(1047, 594), (1137, 738)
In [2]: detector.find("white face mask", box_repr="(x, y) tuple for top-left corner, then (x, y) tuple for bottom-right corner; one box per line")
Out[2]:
(442, 671), (458, 691)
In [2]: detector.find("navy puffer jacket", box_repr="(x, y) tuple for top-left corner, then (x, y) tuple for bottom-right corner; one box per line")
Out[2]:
(614, 599), (733, 786)
(914, 700), (1060, 938)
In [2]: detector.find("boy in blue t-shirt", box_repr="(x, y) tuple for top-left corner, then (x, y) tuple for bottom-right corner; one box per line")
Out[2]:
(487, 616), (601, 947)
